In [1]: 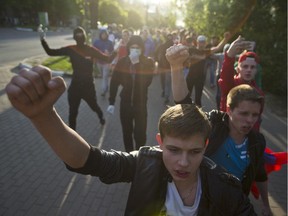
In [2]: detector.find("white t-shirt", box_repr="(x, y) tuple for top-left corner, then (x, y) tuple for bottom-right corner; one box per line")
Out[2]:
(161, 173), (202, 216)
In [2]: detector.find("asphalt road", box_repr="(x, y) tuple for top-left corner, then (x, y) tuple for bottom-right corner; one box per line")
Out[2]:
(0, 27), (74, 65)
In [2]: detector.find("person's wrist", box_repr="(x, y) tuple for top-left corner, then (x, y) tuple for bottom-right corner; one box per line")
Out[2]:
(30, 107), (57, 124)
(170, 64), (183, 72)
(226, 51), (235, 58)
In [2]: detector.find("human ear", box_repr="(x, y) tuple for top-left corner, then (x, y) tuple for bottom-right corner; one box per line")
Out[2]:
(226, 106), (232, 116)
(156, 133), (163, 149)
(236, 65), (241, 74)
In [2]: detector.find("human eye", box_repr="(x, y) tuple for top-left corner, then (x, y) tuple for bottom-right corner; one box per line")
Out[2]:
(189, 148), (204, 155)
(239, 111), (249, 116)
(167, 146), (180, 153)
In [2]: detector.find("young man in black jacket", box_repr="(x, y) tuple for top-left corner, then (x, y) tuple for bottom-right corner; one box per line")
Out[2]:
(166, 43), (272, 216)
(6, 66), (255, 215)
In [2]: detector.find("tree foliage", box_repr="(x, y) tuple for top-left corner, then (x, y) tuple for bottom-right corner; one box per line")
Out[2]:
(127, 10), (144, 30)
(1, 0), (80, 26)
(1, 0), (175, 30)
(185, 0), (287, 96)
(98, 0), (127, 26)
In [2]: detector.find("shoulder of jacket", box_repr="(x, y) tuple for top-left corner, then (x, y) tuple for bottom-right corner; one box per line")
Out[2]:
(115, 56), (130, 68)
(202, 156), (217, 169)
(218, 172), (242, 188)
(248, 131), (266, 147)
(202, 157), (242, 188)
(138, 146), (162, 158)
(207, 109), (226, 123)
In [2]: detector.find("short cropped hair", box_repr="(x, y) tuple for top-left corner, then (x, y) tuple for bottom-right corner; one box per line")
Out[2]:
(158, 104), (211, 141)
(227, 84), (264, 110)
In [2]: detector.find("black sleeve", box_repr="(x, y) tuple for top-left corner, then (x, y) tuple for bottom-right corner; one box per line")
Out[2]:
(66, 146), (137, 184)
(41, 39), (68, 56)
(108, 60), (123, 105)
(254, 133), (268, 182)
(90, 46), (117, 63)
(144, 58), (155, 87)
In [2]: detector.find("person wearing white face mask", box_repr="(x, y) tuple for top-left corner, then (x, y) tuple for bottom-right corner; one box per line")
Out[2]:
(107, 35), (155, 152)
(129, 47), (142, 64)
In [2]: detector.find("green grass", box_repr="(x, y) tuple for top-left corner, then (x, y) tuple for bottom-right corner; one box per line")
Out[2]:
(42, 56), (73, 75)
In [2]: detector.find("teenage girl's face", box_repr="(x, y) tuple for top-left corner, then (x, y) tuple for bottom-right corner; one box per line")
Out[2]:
(158, 134), (206, 185)
(238, 58), (257, 81)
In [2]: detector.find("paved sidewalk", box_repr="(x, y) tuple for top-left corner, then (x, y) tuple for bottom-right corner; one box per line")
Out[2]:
(0, 62), (287, 215)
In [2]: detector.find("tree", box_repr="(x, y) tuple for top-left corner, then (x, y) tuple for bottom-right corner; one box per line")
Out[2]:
(184, 0), (287, 96)
(243, 0), (287, 96)
(98, 0), (127, 25)
(89, 0), (99, 29)
(126, 9), (144, 30)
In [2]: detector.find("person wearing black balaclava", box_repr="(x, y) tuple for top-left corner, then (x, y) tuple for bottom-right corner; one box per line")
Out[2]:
(107, 35), (154, 152)
(39, 26), (116, 130)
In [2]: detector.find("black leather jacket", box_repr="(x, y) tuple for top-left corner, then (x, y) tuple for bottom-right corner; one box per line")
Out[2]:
(206, 109), (267, 195)
(67, 146), (256, 216)
(177, 95), (267, 195)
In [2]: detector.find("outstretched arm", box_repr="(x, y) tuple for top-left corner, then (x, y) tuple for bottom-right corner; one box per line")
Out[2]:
(5, 66), (90, 168)
(210, 32), (231, 54)
(166, 44), (190, 102)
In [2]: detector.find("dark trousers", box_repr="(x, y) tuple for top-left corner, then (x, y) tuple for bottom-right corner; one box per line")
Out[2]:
(120, 102), (147, 152)
(186, 73), (206, 107)
(216, 74), (221, 110)
(68, 81), (103, 130)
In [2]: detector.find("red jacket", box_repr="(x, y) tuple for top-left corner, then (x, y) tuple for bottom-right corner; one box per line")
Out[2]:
(218, 52), (264, 111)
(218, 52), (264, 131)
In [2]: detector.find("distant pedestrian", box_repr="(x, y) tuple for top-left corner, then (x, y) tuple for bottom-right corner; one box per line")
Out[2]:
(155, 33), (174, 104)
(210, 43), (230, 110)
(93, 29), (114, 97)
(111, 29), (130, 67)
(141, 29), (155, 58)
(185, 32), (230, 107)
(107, 35), (154, 152)
(39, 26), (116, 130)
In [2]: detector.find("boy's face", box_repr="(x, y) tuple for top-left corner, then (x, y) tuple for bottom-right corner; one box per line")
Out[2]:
(157, 134), (206, 184)
(197, 41), (206, 50)
(227, 100), (261, 136)
(237, 58), (257, 81)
